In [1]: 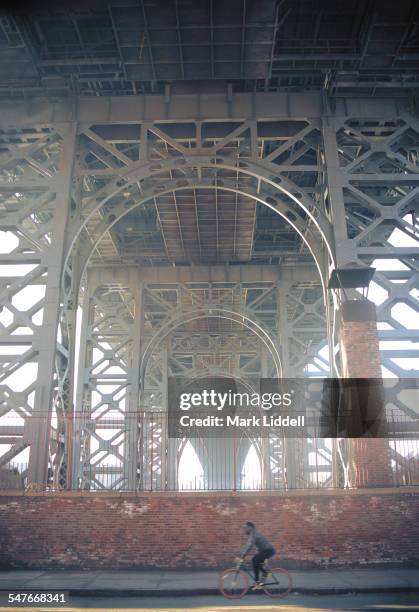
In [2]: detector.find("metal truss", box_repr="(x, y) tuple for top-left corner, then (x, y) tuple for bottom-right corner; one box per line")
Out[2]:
(0, 121), (76, 488)
(61, 114), (333, 490)
(323, 115), (419, 379)
(71, 270), (142, 490)
(73, 266), (326, 489)
(0, 93), (417, 491)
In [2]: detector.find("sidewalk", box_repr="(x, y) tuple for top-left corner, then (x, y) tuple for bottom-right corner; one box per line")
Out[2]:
(0, 568), (418, 596)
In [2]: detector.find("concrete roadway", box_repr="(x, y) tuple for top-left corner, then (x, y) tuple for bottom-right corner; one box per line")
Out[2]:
(1, 592), (419, 612)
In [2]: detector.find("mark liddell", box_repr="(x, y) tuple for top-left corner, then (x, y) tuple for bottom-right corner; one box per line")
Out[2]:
(179, 414), (304, 427)
(227, 414), (305, 427)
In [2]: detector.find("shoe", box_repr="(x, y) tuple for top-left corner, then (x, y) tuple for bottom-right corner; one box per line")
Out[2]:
(251, 581), (264, 590)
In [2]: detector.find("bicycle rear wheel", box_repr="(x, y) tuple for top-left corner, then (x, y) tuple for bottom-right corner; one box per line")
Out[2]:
(262, 567), (293, 598)
(219, 568), (249, 599)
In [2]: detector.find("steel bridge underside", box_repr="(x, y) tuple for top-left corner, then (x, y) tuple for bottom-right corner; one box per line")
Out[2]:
(0, 90), (417, 491)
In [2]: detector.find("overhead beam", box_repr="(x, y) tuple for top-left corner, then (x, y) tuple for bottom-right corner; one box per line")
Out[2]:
(88, 263), (320, 285)
(0, 92), (408, 127)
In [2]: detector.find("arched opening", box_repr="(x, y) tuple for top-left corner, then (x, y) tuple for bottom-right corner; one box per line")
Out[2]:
(178, 441), (204, 490)
(66, 177), (333, 299)
(141, 321), (277, 491)
(140, 309), (282, 385)
(242, 443), (262, 490)
(62, 149), (335, 491)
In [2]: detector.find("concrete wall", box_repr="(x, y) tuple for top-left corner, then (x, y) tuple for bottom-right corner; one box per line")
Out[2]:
(1, 488), (418, 570)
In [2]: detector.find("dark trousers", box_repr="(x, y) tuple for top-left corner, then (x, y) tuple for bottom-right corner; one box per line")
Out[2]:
(252, 547), (275, 581)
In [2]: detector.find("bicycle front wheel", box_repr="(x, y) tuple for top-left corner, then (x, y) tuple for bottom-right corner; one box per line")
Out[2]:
(219, 568), (249, 599)
(262, 567), (293, 598)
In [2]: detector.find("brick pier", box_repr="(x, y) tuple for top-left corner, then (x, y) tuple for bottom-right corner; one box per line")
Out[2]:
(338, 300), (393, 488)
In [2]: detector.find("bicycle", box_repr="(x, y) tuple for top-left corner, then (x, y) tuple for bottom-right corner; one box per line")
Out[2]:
(218, 557), (293, 599)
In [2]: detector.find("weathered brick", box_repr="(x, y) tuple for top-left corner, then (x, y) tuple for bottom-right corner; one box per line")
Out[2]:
(339, 301), (392, 487)
(0, 489), (418, 569)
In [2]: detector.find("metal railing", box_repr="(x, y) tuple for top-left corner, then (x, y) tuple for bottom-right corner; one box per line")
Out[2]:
(1, 411), (418, 492)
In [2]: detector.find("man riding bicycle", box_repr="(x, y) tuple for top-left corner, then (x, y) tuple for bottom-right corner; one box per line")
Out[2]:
(236, 521), (276, 590)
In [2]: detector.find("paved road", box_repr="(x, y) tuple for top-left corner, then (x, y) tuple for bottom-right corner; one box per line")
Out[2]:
(1, 592), (419, 611)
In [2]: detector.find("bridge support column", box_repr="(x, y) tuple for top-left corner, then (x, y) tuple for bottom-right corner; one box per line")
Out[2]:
(125, 278), (143, 490)
(28, 124), (77, 487)
(338, 300), (392, 488)
(277, 285), (299, 489)
(162, 338), (178, 490)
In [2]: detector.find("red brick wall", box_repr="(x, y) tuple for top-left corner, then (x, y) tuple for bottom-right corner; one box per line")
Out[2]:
(1, 489), (418, 569)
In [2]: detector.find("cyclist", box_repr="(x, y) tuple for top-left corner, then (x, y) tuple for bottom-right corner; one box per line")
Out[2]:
(236, 521), (276, 589)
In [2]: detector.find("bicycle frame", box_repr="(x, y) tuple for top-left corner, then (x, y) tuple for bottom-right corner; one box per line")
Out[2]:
(219, 558), (293, 600)
(235, 560), (278, 586)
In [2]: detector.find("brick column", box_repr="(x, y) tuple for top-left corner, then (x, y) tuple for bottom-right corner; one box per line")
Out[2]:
(338, 300), (392, 487)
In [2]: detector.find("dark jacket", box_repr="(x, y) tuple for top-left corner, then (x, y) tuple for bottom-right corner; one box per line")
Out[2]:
(240, 527), (275, 556)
